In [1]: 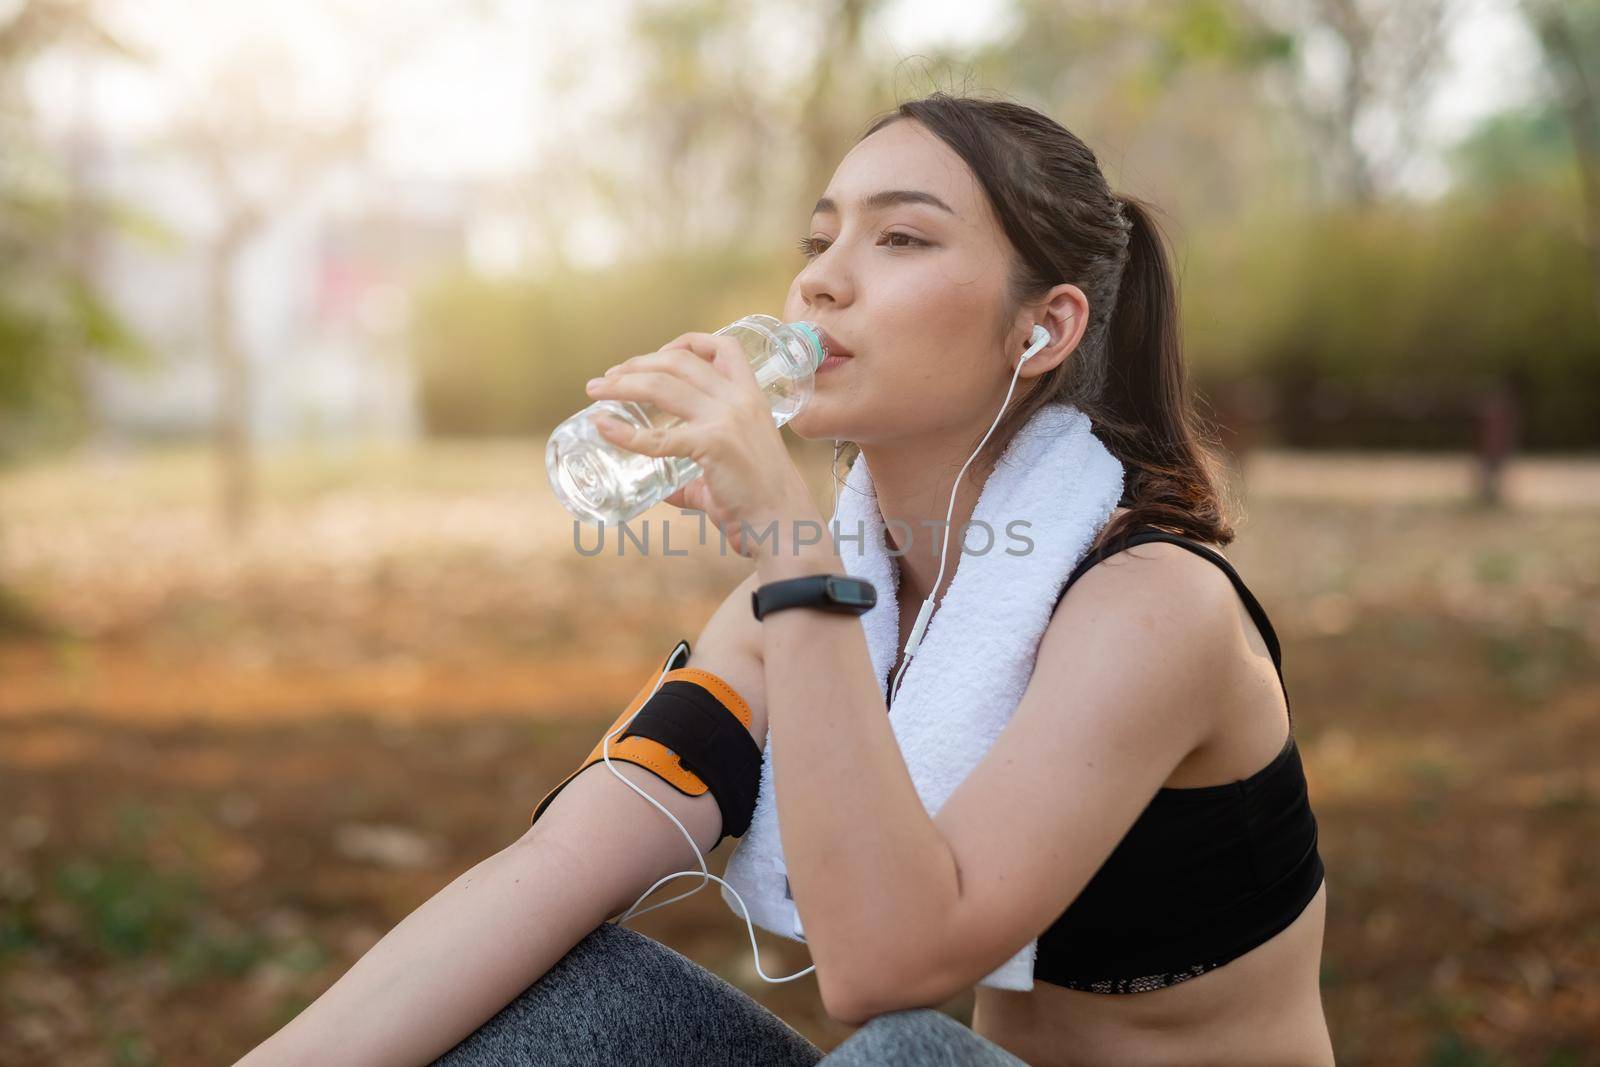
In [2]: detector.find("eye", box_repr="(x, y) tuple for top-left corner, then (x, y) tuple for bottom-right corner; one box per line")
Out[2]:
(795, 232), (928, 259)
(882, 232), (927, 250)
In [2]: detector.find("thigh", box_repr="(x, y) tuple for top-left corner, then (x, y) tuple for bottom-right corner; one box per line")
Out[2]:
(432, 920), (824, 1067)
(819, 1009), (1032, 1067)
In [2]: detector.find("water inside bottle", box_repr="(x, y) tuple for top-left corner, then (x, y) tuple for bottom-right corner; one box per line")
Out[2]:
(546, 316), (825, 525)
(545, 398), (700, 525)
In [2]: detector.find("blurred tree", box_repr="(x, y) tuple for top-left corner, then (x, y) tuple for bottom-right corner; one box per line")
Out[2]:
(574, 0), (900, 258)
(144, 0), (485, 538)
(1, 0), (159, 637)
(153, 45), (371, 538)
(597, 0), (773, 251)
(1246, 0), (1459, 204)
(0, 0), (154, 459)
(961, 0), (1296, 224)
(573, 0), (1306, 275)
(1450, 101), (1574, 194)
(791, 0), (895, 220)
(1521, 0), (1600, 325)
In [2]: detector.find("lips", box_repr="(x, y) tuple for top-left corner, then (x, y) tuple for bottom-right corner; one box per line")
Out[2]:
(814, 327), (855, 360)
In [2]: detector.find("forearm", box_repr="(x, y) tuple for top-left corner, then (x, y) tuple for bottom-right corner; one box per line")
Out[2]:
(232, 834), (604, 1067)
(234, 762), (721, 1067)
(755, 537), (960, 1005)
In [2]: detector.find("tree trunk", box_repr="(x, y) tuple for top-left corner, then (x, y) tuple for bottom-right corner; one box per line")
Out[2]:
(209, 225), (255, 538)
(1525, 1), (1600, 327)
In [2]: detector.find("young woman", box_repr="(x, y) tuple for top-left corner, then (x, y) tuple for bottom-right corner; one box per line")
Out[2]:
(234, 92), (1333, 1067)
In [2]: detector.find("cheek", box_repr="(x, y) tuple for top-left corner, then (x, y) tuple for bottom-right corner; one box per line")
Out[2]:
(878, 278), (998, 382)
(919, 264), (1000, 336)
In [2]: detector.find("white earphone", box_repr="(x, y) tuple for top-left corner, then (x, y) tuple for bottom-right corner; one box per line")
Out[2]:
(598, 324), (1056, 985)
(1024, 323), (1051, 361)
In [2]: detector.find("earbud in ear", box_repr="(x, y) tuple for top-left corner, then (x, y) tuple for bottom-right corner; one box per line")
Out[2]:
(1019, 324), (1051, 364)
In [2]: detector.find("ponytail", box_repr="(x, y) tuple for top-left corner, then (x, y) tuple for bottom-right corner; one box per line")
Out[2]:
(1091, 195), (1237, 551)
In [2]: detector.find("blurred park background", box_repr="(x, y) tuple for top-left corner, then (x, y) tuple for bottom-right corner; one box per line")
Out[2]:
(2, 0), (1598, 1064)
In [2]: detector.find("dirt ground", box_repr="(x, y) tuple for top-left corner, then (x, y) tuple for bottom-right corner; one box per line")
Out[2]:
(1, 443), (1596, 1066)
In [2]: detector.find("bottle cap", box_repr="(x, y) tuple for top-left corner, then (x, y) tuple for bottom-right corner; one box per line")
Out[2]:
(788, 321), (828, 371)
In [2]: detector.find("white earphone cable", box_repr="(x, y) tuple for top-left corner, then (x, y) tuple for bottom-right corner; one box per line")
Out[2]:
(601, 665), (817, 982)
(888, 324), (1049, 706)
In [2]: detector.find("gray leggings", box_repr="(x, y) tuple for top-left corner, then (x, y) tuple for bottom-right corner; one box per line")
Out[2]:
(431, 919), (1031, 1066)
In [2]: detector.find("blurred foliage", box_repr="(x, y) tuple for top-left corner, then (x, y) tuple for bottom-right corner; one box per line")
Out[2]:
(410, 244), (798, 435)
(1451, 101), (1575, 195)
(54, 852), (206, 959)
(0, 580), (55, 639)
(1184, 175), (1600, 448)
(0, 210), (156, 459)
(1, 801), (294, 988)
(0, 0), (160, 462)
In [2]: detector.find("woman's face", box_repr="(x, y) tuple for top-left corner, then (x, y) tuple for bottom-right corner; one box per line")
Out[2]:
(781, 119), (1024, 446)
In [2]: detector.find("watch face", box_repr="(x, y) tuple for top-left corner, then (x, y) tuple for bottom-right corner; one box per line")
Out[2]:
(825, 576), (876, 609)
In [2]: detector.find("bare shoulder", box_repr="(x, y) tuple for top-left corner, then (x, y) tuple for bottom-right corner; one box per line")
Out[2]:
(1043, 536), (1241, 690)
(1043, 538), (1243, 740)
(1050, 536), (1293, 785)
(1055, 537), (1241, 629)
(683, 571), (769, 747)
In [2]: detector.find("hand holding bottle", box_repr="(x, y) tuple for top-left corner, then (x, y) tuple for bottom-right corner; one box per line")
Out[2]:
(582, 330), (823, 559)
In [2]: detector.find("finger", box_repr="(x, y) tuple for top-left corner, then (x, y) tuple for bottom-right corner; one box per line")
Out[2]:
(586, 369), (718, 423)
(593, 410), (696, 460)
(669, 333), (764, 408)
(658, 332), (704, 354)
(603, 333), (716, 376)
(607, 347), (741, 404)
(604, 341), (697, 376)
(663, 478), (706, 513)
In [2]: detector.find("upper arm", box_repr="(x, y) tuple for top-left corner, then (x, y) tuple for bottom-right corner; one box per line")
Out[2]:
(684, 569), (769, 752)
(919, 544), (1240, 997)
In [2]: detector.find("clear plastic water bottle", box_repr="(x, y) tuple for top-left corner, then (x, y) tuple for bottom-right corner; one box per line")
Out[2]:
(546, 314), (828, 524)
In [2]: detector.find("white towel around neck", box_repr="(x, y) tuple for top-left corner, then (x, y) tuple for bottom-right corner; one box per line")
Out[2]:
(718, 400), (1127, 992)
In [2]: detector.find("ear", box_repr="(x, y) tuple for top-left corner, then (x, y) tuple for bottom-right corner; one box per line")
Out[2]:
(1015, 283), (1089, 376)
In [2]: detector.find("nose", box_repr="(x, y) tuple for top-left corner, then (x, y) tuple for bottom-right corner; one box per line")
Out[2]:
(795, 247), (853, 311)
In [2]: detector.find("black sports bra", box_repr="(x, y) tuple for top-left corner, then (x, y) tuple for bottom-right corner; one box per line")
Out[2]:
(1031, 526), (1325, 994)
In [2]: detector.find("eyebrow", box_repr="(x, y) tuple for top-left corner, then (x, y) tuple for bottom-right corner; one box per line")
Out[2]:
(811, 189), (957, 218)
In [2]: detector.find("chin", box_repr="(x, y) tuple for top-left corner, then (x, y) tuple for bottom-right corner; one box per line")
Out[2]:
(788, 407), (850, 443)
(787, 406), (823, 440)
(788, 422), (826, 443)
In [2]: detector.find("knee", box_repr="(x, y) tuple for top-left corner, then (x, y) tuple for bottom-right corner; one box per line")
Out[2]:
(822, 1008), (981, 1066)
(557, 920), (673, 979)
(525, 921), (679, 1003)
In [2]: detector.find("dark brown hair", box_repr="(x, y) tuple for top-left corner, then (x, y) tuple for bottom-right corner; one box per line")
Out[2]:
(832, 91), (1237, 551)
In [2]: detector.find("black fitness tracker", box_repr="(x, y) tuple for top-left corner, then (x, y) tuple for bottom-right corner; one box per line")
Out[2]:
(751, 574), (877, 621)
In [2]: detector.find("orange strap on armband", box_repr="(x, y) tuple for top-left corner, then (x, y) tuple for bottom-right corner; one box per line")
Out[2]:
(529, 638), (762, 844)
